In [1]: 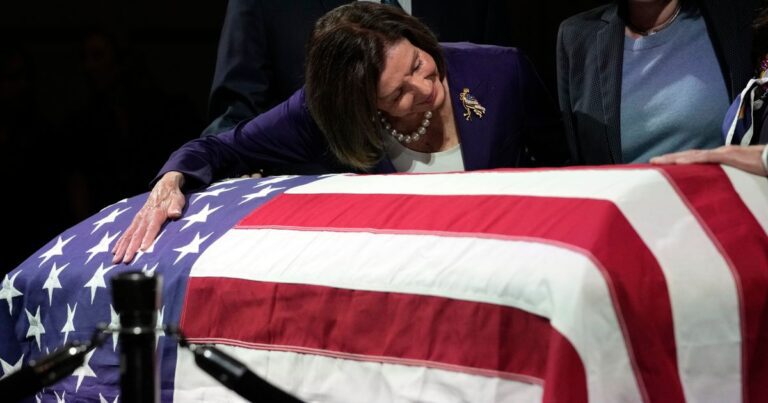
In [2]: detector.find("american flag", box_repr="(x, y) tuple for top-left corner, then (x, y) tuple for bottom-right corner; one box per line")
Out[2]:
(1, 165), (767, 403)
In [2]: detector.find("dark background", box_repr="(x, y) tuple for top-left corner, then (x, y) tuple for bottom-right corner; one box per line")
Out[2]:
(0, 0), (607, 275)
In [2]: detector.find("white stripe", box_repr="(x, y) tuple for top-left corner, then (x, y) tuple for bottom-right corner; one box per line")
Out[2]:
(192, 229), (643, 402)
(722, 165), (768, 235)
(285, 168), (743, 402)
(173, 340), (542, 402)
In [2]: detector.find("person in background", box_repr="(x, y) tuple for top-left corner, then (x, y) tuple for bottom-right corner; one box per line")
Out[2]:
(202, 0), (346, 136)
(652, 5), (768, 177)
(650, 144), (767, 176)
(557, 0), (756, 165)
(112, 2), (567, 263)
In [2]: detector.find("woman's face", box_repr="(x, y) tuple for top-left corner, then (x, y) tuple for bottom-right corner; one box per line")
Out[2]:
(376, 39), (444, 119)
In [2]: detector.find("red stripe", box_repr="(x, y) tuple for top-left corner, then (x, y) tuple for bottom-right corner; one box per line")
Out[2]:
(181, 278), (587, 402)
(234, 193), (684, 401)
(542, 330), (588, 403)
(659, 165), (768, 403)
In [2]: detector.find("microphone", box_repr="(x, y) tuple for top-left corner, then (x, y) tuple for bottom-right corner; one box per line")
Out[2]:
(112, 271), (161, 403)
(0, 340), (97, 402)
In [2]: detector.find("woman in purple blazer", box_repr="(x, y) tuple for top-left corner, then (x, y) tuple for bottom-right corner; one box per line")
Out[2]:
(112, 2), (567, 263)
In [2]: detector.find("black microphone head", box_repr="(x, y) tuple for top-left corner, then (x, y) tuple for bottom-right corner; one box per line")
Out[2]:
(111, 271), (161, 327)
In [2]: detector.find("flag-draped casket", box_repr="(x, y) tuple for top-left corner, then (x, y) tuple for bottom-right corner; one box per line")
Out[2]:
(1, 165), (767, 402)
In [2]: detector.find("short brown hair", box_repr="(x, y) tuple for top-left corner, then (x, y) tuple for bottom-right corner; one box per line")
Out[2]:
(305, 2), (445, 171)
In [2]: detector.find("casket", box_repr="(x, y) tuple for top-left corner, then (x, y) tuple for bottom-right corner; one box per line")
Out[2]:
(1, 165), (767, 402)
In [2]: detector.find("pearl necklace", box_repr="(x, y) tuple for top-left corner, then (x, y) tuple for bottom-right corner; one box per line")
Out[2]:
(378, 110), (432, 144)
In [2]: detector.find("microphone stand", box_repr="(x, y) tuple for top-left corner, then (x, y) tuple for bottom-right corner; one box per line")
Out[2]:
(112, 272), (161, 403)
(0, 329), (108, 402)
(175, 328), (303, 403)
(0, 271), (303, 403)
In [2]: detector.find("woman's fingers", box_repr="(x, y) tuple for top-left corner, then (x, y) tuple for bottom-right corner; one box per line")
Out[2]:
(112, 171), (186, 264)
(650, 149), (708, 164)
(651, 145), (766, 176)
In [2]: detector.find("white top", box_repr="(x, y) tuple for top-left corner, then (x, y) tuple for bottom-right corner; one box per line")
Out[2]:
(384, 135), (465, 173)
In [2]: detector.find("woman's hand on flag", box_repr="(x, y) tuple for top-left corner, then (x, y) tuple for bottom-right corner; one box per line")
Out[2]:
(112, 171), (186, 264)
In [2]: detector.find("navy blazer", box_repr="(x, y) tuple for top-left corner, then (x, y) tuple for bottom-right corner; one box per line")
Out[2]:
(556, 0), (756, 164)
(203, 0), (349, 136)
(160, 43), (567, 189)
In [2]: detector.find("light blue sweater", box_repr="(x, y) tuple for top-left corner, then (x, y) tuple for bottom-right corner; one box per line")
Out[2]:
(620, 3), (729, 163)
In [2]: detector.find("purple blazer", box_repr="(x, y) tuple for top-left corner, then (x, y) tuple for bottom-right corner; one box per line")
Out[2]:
(158, 43), (566, 189)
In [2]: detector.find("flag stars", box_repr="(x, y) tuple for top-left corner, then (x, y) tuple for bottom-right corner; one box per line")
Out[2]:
(86, 231), (121, 264)
(54, 391), (66, 403)
(254, 175), (298, 187)
(239, 185), (284, 205)
(42, 262), (69, 306)
(0, 354), (23, 379)
(0, 271), (23, 314)
(156, 306), (166, 347)
(100, 394), (119, 403)
(180, 203), (222, 231)
(91, 207), (131, 234)
(109, 305), (120, 351)
(190, 186), (235, 205)
(72, 350), (97, 392)
(173, 232), (213, 265)
(84, 263), (117, 303)
(210, 177), (250, 187)
(100, 198), (128, 212)
(61, 303), (77, 344)
(141, 263), (159, 276)
(25, 306), (46, 350)
(38, 235), (75, 267)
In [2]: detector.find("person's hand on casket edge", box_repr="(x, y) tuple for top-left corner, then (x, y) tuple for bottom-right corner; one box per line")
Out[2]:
(651, 145), (768, 176)
(112, 171), (186, 264)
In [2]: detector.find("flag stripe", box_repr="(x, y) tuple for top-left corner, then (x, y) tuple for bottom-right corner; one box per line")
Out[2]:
(183, 278), (558, 382)
(188, 227), (643, 402)
(661, 165), (768, 403)
(272, 167), (743, 402)
(173, 345), (547, 403)
(240, 192), (688, 402)
(722, 166), (768, 235)
(179, 166), (756, 402)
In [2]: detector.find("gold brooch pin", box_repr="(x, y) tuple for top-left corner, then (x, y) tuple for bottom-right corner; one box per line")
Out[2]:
(459, 88), (486, 121)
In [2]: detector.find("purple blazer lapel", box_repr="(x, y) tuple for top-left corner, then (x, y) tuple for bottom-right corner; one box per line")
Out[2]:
(374, 44), (494, 173)
(375, 43), (542, 172)
(444, 45), (497, 171)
